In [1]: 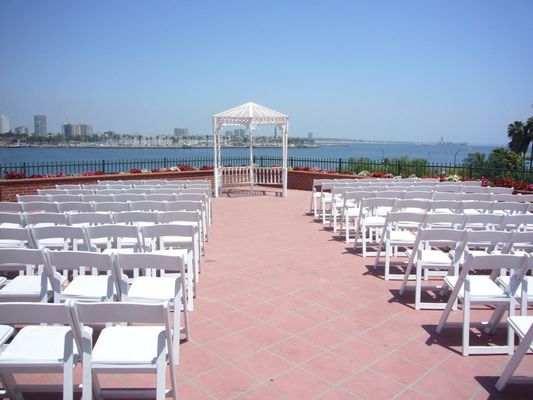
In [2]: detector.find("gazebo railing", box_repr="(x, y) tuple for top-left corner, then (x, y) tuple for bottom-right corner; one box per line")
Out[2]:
(220, 166), (282, 185)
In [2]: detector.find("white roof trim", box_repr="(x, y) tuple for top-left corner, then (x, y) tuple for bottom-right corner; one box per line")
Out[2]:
(213, 102), (288, 132)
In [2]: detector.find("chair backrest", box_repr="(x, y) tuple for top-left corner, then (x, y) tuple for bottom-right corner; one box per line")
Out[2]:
(460, 200), (495, 214)
(505, 231), (533, 254)
(105, 184), (132, 190)
(81, 194), (113, 203)
(359, 197), (396, 216)
(432, 192), (463, 201)
(403, 191), (433, 200)
(112, 211), (158, 225)
(56, 184), (81, 190)
(488, 186), (515, 194)
(128, 200), (168, 212)
(166, 200), (203, 212)
(21, 201), (59, 213)
(491, 202), (529, 215)
(68, 212), (113, 226)
(145, 193), (176, 202)
(48, 194), (81, 202)
(175, 193), (206, 203)
(85, 224), (142, 251)
(462, 213), (504, 230)
(429, 200), (461, 213)
(463, 229), (513, 253)
(0, 212), (24, 227)
(127, 188), (152, 195)
(93, 202), (130, 212)
(460, 180), (483, 187)
(0, 227), (34, 248)
(461, 193), (493, 202)
(115, 252), (184, 274)
(377, 190), (405, 200)
(393, 199), (430, 212)
(413, 228), (467, 263)
(384, 211), (427, 228)
(16, 194), (49, 202)
(93, 189), (124, 195)
(501, 214), (533, 232)
(37, 189), (67, 195)
(151, 188), (181, 196)
(24, 212), (68, 227)
(141, 223), (194, 250)
(157, 210), (200, 224)
(65, 189), (95, 195)
(112, 193), (145, 202)
(0, 202), (23, 213)
(31, 225), (89, 251)
(0, 301), (75, 325)
(424, 212), (466, 229)
(0, 247), (46, 274)
(81, 184), (101, 190)
(45, 249), (114, 275)
(435, 184), (462, 192)
(57, 201), (94, 213)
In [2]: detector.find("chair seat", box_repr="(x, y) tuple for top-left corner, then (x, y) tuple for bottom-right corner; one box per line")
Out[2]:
(92, 326), (166, 364)
(363, 216), (386, 227)
(62, 275), (115, 300)
(0, 275), (45, 298)
(0, 326), (75, 363)
(497, 276), (533, 299)
(389, 230), (416, 244)
(508, 316), (533, 351)
(128, 277), (179, 301)
(445, 275), (506, 299)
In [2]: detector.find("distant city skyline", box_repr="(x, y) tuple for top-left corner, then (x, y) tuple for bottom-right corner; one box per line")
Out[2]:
(1, 0), (532, 145)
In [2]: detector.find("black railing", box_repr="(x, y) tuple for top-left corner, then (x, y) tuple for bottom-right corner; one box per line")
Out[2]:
(1, 155), (532, 182)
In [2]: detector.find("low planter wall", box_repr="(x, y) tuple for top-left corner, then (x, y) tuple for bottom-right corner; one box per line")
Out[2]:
(0, 170), (214, 201)
(287, 170), (362, 191)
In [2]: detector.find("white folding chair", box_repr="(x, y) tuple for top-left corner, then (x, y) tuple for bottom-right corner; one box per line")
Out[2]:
(436, 252), (531, 355)
(16, 194), (48, 202)
(45, 250), (118, 303)
(112, 210), (158, 226)
(341, 190), (376, 243)
(80, 194), (112, 203)
(0, 301), (85, 400)
(70, 300), (178, 400)
(424, 212), (466, 230)
(491, 202), (529, 216)
(373, 211), (427, 280)
(495, 316), (533, 391)
(157, 210), (204, 256)
(141, 223), (198, 299)
(114, 252), (190, 360)
(399, 228), (467, 310)
(145, 193), (176, 202)
(167, 200), (208, 241)
(353, 197), (395, 256)
(0, 248), (50, 302)
(64, 189), (94, 196)
(38, 189), (67, 195)
(460, 200), (495, 215)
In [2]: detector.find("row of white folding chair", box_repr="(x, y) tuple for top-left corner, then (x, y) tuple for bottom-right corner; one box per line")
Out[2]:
(346, 197), (531, 245)
(371, 211), (533, 281)
(20, 191), (208, 203)
(0, 300), (178, 399)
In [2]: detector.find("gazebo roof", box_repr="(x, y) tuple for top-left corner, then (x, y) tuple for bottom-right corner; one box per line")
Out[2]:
(212, 102), (288, 132)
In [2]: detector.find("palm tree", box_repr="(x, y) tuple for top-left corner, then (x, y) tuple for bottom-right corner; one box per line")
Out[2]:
(507, 121), (529, 156)
(526, 116), (533, 168)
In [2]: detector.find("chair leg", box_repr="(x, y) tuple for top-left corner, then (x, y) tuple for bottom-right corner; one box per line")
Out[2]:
(384, 242), (392, 280)
(63, 348), (74, 400)
(462, 290), (471, 356)
(156, 363), (166, 400)
(172, 309), (181, 365)
(436, 280), (462, 334)
(1, 373), (23, 400)
(415, 262), (422, 310)
(495, 322), (533, 391)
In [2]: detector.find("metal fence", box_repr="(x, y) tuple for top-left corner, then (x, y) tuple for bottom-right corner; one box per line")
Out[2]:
(1, 155), (532, 182)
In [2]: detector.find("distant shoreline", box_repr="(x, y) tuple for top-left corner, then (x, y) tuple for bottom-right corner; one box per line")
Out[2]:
(0, 144), (320, 149)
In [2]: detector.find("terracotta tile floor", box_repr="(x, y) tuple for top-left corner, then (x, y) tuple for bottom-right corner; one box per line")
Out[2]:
(10, 189), (533, 399)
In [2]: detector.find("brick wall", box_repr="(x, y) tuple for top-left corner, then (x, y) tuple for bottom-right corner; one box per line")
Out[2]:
(0, 170), (214, 201)
(287, 170), (362, 191)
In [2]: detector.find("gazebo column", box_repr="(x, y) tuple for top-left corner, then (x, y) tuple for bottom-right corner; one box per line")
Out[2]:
(248, 128), (254, 190)
(213, 130), (220, 197)
(282, 124), (288, 197)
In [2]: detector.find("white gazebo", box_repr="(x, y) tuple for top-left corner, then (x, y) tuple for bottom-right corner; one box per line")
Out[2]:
(212, 102), (289, 197)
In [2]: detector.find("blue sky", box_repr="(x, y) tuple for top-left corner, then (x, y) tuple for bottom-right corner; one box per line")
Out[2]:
(1, 0), (532, 144)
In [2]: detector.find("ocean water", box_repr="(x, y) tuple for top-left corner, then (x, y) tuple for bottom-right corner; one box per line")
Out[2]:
(0, 142), (499, 166)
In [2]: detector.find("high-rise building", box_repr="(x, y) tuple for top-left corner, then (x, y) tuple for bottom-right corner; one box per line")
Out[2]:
(234, 128), (246, 138)
(79, 124), (92, 136)
(15, 126), (29, 135)
(174, 128), (188, 137)
(307, 132), (314, 140)
(0, 115), (10, 134)
(34, 115), (47, 136)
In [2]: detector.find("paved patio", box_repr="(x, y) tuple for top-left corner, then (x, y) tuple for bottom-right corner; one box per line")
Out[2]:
(16, 188), (533, 399)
